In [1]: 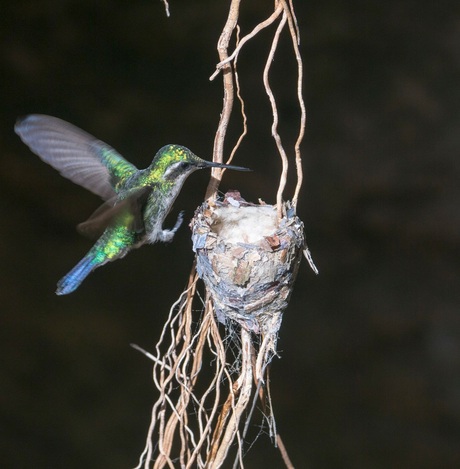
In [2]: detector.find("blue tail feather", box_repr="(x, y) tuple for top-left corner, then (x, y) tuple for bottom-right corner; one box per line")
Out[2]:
(56, 255), (97, 295)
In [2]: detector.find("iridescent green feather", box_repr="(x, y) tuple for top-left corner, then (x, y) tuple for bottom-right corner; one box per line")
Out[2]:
(92, 211), (138, 263)
(144, 145), (190, 184)
(98, 147), (137, 192)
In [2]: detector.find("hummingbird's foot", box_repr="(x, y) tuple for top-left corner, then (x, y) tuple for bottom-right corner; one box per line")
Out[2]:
(159, 210), (184, 242)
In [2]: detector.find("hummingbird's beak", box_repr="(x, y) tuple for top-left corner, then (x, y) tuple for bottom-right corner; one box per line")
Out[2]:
(200, 160), (251, 172)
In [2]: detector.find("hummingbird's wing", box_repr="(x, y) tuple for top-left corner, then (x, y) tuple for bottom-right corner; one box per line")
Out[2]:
(15, 114), (138, 200)
(77, 186), (153, 238)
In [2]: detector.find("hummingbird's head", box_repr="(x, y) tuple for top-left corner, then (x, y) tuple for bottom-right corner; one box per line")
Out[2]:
(154, 145), (250, 181)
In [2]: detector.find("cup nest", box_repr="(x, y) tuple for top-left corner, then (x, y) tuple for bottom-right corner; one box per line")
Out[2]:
(191, 191), (307, 335)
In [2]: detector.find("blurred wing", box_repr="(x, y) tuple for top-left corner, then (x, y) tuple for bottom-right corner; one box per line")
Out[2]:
(15, 114), (138, 200)
(77, 186), (153, 238)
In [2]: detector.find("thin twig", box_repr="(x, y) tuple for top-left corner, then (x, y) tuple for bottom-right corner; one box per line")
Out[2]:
(276, 434), (296, 469)
(130, 343), (173, 371)
(262, 8), (289, 218)
(210, 328), (254, 468)
(288, 0), (300, 44)
(209, 3), (284, 81)
(205, 0), (241, 200)
(283, 0), (306, 207)
(160, 0), (170, 18)
(227, 25), (248, 166)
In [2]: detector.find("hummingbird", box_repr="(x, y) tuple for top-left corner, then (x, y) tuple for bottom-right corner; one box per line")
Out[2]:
(15, 114), (249, 295)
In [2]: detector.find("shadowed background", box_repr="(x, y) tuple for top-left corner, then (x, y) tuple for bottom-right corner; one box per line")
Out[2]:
(1, 1), (459, 468)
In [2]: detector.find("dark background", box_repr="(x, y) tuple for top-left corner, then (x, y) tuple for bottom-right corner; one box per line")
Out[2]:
(1, 1), (459, 468)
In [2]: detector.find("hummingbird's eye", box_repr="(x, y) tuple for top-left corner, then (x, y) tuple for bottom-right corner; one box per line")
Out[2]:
(164, 160), (191, 180)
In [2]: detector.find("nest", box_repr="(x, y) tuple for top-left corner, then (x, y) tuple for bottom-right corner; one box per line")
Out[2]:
(191, 191), (307, 336)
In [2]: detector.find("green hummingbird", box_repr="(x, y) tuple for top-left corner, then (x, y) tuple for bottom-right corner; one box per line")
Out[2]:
(15, 114), (249, 295)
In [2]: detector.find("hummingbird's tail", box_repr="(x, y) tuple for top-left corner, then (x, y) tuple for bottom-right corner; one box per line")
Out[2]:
(56, 254), (98, 295)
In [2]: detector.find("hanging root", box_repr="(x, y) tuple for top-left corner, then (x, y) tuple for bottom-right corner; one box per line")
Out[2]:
(133, 290), (278, 468)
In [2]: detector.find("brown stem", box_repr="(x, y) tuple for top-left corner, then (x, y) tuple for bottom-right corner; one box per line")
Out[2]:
(205, 0), (241, 200)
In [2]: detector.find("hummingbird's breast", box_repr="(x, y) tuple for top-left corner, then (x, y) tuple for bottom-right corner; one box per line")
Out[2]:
(142, 178), (186, 244)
